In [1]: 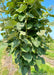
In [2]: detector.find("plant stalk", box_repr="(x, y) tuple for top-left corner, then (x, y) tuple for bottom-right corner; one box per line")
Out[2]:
(28, 67), (31, 75)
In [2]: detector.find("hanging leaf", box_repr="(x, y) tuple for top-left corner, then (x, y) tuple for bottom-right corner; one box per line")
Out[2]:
(26, 12), (35, 18)
(1, 0), (54, 75)
(21, 66), (28, 75)
(11, 40), (20, 49)
(37, 56), (45, 64)
(22, 53), (32, 63)
(16, 22), (24, 30)
(4, 20), (17, 29)
(21, 45), (31, 52)
(34, 64), (39, 71)
(7, 32), (18, 40)
(18, 14), (26, 21)
(16, 4), (27, 13)
(27, 23), (33, 29)
(23, 38), (32, 45)
(31, 37), (40, 47)
(20, 31), (26, 35)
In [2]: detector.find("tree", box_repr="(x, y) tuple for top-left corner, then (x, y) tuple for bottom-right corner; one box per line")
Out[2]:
(0, 0), (54, 75)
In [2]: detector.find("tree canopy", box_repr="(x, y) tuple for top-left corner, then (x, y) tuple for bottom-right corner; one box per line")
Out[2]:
(0, 0), (54, 75)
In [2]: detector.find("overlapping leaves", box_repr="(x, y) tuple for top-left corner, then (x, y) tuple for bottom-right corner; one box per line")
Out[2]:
(0, 0), (54, 75)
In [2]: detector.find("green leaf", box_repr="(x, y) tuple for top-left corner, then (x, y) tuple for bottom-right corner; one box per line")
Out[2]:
(12, 14), (18, 19)
(9, 40), (20, 55)
(15, 54), (21, 64)
(37, 30), (45, 36)
(23, 38), (32, 45)
(24, 0), (35, 4)
(34, 64), (39, 71)
(21, 45), (31, 52)
(11, 40), (20, 49)
(38, 56), (45, 64)
(26, 12), (35, 18)
(29, 59), (34, 66)
(17, 22), (24, 30)
(22, 53), (32, 63)
(16, 4), (27, 13)
(49, 14), (54, 17)
(4, 20), (17, 29)
(21, 66), (28, 75)
(27, 23), (33, 29)
(20, 31), (26, 35)
(18, 14), (26, 21)
(37, 48), (46, 55)
(31, 37), (40, 47)
(8, 32), (18, 40)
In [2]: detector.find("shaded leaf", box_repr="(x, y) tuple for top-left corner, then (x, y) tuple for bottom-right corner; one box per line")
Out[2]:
(21, 66), (28, 75)
(34, 64), (39, 71)
(38, 56), (45, 64)
(27, 23), (33, 29)
(22, 53), (32, 63)
(21, 45), (31, 52)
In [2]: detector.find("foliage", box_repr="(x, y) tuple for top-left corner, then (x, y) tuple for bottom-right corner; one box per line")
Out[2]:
(31, 63), (54, 75)
(0, 0), (54, 75)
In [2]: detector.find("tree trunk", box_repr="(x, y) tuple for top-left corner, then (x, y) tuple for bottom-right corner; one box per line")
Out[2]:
(28, 67), (31, 75)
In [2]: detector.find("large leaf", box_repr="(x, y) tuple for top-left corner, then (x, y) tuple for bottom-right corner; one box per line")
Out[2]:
(37, 30), (45, 36)
(26, 12), (35, 18)
(37, 47), (46, 55)
(7, 32), (18, 40)
(11, 40), (20, 49)
(15, 53), (22, 64)
(18, 14), (26, 21)
(22, 53), (32, 63)
(16, 4), (27, 13)
(16, 22), (24, 30)
(21, 66), (28, 75)
(4, 20), (17, 29)
(27, 23), (33, 29)
(21, 45), (31, 52)
(34, 64), (39, 71)
(12, 14), (18, 19)
(9, 40), (20, 55)
(37, 56), (45, 64)
(23, 38), (32, 45)
(31, 37), (40, 47)
(20, 31), (26, 35)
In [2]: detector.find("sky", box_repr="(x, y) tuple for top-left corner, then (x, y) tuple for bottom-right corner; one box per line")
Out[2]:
(0, 0), (54, 40)
(42, 0), (54, 39)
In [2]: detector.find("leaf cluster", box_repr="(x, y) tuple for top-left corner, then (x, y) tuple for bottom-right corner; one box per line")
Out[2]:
(0, 0), (54, 75)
